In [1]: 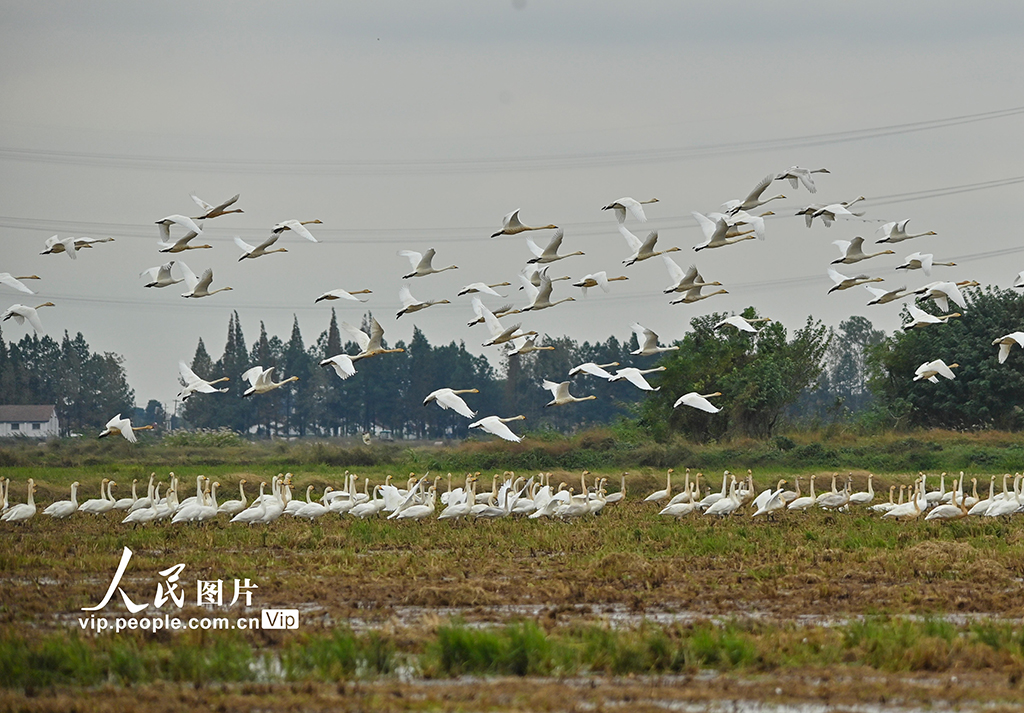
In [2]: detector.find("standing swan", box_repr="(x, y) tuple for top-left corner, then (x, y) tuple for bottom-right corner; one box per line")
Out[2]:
(1, 479), (36, 523)
(44, 481), (80, 519)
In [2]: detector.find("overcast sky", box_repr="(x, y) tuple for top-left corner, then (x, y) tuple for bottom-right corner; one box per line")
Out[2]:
(2, 1), (1024, 407)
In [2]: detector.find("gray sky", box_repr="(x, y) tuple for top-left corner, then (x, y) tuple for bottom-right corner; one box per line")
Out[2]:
(2, 1), (1024, 407)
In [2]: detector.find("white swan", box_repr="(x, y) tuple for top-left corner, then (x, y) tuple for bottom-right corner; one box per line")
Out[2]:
(178, 360), (229, 401)
(812, 198), (866, 225)
(912, 281), (974, 313)
(342, 317), (405, 359)
(241, 366), (299, 396)
(673, 391), (722, 413)
(669, 285), (729, 304)
(896, 252), (955, 277)
(644, 469), (674, 503)
(848, 474), (875, 506)
(714, 316), (770, 333)
(1, 479), (36, 523)
(468, 415), (526, 442)
(423, 388), (479, 418)
(993, 332), (1024, 364)
(573, 272), (628, 296)
(179, 264), (233, 298)
(913, 359), (958, 383)
(314, 287), (371, 303)
(272, 220), (321, 242)
(508, 334), (554, 355)
(190, 192), (242, 220)
(708, 210), (774, 242)
(618, 226), (680, 266)
(902, 303), (960, 329)
(398, 248), (458, 278)
(774, 166), (829, 193)
(491, 209), (557, 238)
(827, 267), (883, 293)
(40, 235), (78, 259)
(320, 353), (358, 380)
(518, 270), (575, 312)
(609, 366), (666, 391)
(230, 483), (267, 524)
(140, 261), (182, 288)
(42, 235), (114, 259)
(662, 258), (721, 294)
(112, 479), (138, 510)
(602, 197), (658, 223)
(397, 285), (450, 318)
(630, 323), (679, 356)
(218, 479), (248, 515)
(0, 273), (41, 295)
(478, 300), (536, 346)
(1, 302), (55, 333)
(722, 174), (786, 214)
(752, 479), (788, 518)
(788, 476), (817, 511)
(832, 237), (895, 265)
(876, 219), (936, 244)
(99, 415), (153, 442)
(157, 225), (209, 253)
(526, 229), (585, 264)
(865, 284), (910, 306)
(156, 214), (205, 243)
(568, 361), (619, 380)
(692, 212), (756, 252)
(235, 234), (287, 261)
(79, 478), (116, 514)
(457, 282), (510, 297)
(542, 380), (596, 407)
(44, 481), (80, 519)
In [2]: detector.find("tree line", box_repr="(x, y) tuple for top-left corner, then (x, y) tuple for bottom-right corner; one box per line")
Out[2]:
(5, 285), (1023, 441)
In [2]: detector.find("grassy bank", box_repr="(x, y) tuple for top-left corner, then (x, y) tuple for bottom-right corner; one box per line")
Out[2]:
(2, 426), (1024, 474)
(6, 617), (1024, 691)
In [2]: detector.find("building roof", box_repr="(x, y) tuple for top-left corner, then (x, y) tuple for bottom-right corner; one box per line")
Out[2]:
(0, 405), (57, 422)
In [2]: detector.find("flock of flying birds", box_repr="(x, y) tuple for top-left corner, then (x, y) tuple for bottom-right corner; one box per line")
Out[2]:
(4, 166), (1024, 449)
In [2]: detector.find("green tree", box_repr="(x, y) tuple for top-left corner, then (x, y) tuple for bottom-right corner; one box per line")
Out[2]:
(868, 285), (1024, 430)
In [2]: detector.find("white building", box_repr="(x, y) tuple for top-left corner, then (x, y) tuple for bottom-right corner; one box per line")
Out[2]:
(0, 405), (60, 438)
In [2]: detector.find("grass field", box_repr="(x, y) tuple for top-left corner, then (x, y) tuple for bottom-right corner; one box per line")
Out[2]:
(4, 433), (1024, 710)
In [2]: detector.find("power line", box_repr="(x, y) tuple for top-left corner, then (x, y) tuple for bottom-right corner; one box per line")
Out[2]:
(2, 172), (1023, 244)
(1, 106), (1022, 175)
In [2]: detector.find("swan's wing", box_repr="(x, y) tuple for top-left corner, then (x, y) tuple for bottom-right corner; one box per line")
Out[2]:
(179, 360), (201, 384)
(190, 193), (214, 213)
(541, 379), (562, 398)
(178, 262), (199, 291)
(876, 221), (897, 237)
(471, 417), (521, 443)
(827, 267), (847, 286)
(906, 303), (934, 323)
(196, 268), (215, 292)
(212, 193), (240, 213)
(518, 273), (539, 302)
(743, 173), (774, 203)
(503, 209), (523, 230)
(167, 215), (204, 235)
(234, 236), (256, 254)
(481, 307), (504, 338)
(934, 361), (957, 380)
(24, 307), (45, 333)
(863, 285), (887, 300)
(341, 321), (370, 351)
(434, 390), (475, 418)
(61, 238), (78, 260)
(691, 211), (716, 241)
(525, 238), (544, 258)
(0, 274), (35, 294)
(321, 354), (357, 379)
(594, 271), (610, 292)
(1014, 271), (1024, 288)
(289, 221), (319, 242)
(832, 240), (851, 257)
(241, 366), (265, 386)
(938, 282), (967, 310)
(662, 256), (687, 283)
(368, 318), (386, 351)
(398, 286), (419, 308)
(617, 223), (643, 252)
(639, 230), (660, 253)
(618, 369), (655, 391)
(419, 248), (437, 270)
(140, 265), (161, 281)
(543, 228), (565, 256)
(398, 250), (423, 270)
